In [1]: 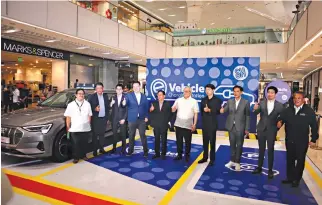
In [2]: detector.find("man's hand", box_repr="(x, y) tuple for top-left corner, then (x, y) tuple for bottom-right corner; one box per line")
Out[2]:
(119, 119), (125, 125)
(309, 142), (316, 148)
(191, 124), (196, 132)
(245, 130), (249, 135)
(110, 98), (115, 107)
(144, 118), (148, 122)
(253, 102), (259, 111)
(172, 105), (177, 112)
(204, 104), (211, 113)
(122, 98), (126, 106)
(66, 127), (70, 132)
(95, 105), (100, 112)
(150, 104), (155, 112)
(220, 107), (224, 114)
(277, 120), (283, 128)
(168, 122), (171, 127)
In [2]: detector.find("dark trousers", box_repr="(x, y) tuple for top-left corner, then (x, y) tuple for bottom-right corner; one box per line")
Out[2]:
(112, 122), (127, 151)
(154, 127), (168, 156)
(286, 140), (308, 181)
(257, 130), (276, 170)
(13, 102), (19, 110)
(92, 117), (107, 152)
(128, 119), (148, 154)
(70, 132), (90, 160)
(175, 126), (192, 156)
(3, 103), (12, 113)
(228, 125), (245, 163)
(202, 128), (217, 162)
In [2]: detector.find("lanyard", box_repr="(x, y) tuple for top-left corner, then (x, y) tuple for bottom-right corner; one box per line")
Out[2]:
(75, 100), (84, 113)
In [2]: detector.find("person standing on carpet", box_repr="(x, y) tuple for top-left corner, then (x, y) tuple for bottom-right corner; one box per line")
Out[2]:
(277, 91), (318, 187)
(88, 82), (110, 156)
(172, 87), (199, 162)
(64, 89), (92, 163)
(125, 81), (149, 157)
(149, 90), (172, 160)
(198, 84), (222, 166)
(110, 84), (128, 155)
(220, 85), (250, 171)
(252, 86), (284, 179)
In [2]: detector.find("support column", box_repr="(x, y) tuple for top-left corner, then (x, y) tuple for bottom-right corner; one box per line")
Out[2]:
(52, 60), (68, 92)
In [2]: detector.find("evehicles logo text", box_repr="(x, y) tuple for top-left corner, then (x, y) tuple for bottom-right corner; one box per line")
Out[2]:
(150, 79), (168, 99)
(233, 65), (249, 81)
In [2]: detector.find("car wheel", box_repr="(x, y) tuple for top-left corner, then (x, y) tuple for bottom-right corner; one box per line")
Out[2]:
(52, 130), (71, 162)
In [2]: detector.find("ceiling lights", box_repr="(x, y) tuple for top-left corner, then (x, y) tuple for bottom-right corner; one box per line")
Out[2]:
(168, 14), (176, 17)
(102, 52), (111, 55)
(76, 46), (89, 50)
(313, 54), (322, 57)
(159, 8), (166, 11)
(177, 21), (185, 23)
(89, 58), (95, 61)
(211, 22), (215, 25)
(120, 56), (130, 59)
(178, 6), (185, 9)
(4, 29), (19, 33)
(227, 17), (232, 20)
(45, 39), (59, 43)
(305, 60), (315, 63)
(297, 68), (303, 70)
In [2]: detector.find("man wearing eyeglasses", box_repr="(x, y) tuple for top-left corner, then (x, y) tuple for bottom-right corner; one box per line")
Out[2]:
(172, 87), (199, 162)
(64, 89), (92, 164)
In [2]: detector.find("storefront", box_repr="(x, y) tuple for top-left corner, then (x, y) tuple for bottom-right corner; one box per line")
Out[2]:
(1, 38), (69, 103)
(303, 67), (322, 112)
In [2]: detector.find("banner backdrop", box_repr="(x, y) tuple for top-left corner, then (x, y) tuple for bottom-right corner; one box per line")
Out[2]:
(146, 57), (260, 132)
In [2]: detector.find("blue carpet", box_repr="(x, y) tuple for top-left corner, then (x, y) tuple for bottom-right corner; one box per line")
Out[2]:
(194, 145), (318, 205)
(88, 136), (203, 190)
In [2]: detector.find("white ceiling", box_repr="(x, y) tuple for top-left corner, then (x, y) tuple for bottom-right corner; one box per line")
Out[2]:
(133, 1), (297, 29)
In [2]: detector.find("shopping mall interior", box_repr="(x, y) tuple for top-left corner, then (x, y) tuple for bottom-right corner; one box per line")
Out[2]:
(1, 1), (322, 205)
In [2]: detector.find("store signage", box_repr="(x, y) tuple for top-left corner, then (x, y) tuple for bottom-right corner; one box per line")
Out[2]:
(173, 26), (265, 37)
(1, 38), (69, 60)
(265, 80), (291, 104)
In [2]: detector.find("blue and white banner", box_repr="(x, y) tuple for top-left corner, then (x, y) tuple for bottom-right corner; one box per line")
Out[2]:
(146, 57), (260, 132)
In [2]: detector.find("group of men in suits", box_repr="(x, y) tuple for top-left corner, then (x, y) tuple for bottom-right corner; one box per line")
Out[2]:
(69, 81), (318, 188)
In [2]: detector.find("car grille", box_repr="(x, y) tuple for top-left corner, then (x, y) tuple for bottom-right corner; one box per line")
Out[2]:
(1, 127), (24, 145)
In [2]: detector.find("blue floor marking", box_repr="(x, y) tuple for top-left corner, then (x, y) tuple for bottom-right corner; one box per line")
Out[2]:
(194, 145), (318, 205)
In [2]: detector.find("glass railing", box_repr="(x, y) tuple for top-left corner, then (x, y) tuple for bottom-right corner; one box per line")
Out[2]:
(172, 30), (289, 47)
(287, 1), (312, 38)
(69, 0), (173, 45)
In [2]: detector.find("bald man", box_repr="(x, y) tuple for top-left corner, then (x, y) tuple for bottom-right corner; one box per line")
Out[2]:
(172, 87), (199, 162)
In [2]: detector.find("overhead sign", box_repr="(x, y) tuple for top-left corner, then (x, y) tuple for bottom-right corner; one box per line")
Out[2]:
(265, 80), (291, 104)
(146, 57), (260, 132)
(1, 38), (69, 60)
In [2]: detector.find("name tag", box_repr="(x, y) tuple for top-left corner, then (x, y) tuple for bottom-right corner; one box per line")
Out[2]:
(300, 113), (306, 116)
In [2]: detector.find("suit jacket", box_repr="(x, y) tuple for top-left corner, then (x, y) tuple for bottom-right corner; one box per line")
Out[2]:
(88, 93), (110, 120)
(223, 98), (250, 132)
(125, 92), (149, 123)
(254, 99), (284, 133)
(110, 94), (128, 125)
(201, 96), (222, 130)
(150, 101), (172, 130)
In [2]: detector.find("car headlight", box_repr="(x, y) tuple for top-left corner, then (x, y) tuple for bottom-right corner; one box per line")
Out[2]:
(22, 124), (53, 134)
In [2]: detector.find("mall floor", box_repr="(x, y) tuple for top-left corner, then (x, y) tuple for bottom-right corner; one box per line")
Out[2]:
(2, 130), (322, 205)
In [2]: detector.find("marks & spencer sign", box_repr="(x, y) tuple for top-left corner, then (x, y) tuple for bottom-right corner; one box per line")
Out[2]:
(1, 38), (69, 60)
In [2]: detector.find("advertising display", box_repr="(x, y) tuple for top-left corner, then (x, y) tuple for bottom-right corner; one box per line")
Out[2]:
(146, 57), (260, 132)
(265, 80), (291, 104)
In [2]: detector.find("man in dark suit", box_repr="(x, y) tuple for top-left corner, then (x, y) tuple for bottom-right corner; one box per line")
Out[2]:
(252, 86), (285, 179)
(277, 91), (318, 187)
(198, 84), (222, 166)
(220, 85), (250, 171)
(125, 81), (149, 157)
(88, 82), (110, 156)
(110, 84), (128, 155)
(149, 90), (172, 160)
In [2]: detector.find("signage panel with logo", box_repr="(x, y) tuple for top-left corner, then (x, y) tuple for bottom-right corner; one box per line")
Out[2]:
(146, 57), (260, 132)
(1, 38), (69, 61)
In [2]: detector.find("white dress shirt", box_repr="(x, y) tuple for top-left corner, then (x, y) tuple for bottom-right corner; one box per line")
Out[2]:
(13, 89), (20, 103)
(135, 92), (141, 105)
(267, 100), (275, 115)
(64, 99), (92, 132)
(173, 97), (199, 129)
(294, 104), (303, 115)
(117, 95), (122, 107)
(235, 98), (241, 109)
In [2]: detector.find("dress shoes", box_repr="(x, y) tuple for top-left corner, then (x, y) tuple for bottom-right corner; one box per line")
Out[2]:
(268, 170), (274, 179)
(174, 155), (182, 161)
(292, 180), (300, 187)
(209, 161), (214, 166)
(281, 179), (293, 184)
(198, 159), (208, 164)
(152, 154), (160, 159)
(73, 159), (79, 164)
(252, 167), (262, 174)
(93, 151), (98, 157)
(143, 152), (148, 158)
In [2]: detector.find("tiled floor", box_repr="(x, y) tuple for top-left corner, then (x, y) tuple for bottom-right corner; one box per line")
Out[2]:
(2, 131), (322, 205)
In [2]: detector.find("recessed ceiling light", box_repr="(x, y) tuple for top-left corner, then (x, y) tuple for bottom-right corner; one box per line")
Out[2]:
(313, 54), (322, 57)
(45, 39), (59, 43)
(47, 63), (50, 65)
(15, 64), (18, 66)
(76, 46), (89, 50)
(227, 17), (232, 20)
(159, 8), (166, 11)
(36, 60), (39, 64)
(276, 67), (281, 69)
(305, 60), (315, 62)
(135, 59), (142, 62)
(7, 67), (10, 69)
(168, 14), (176, 17)
(179, 6), (185, 9)
(177, 21), (185, 23)
(120, 56), (130, 59)
(5, 29), (19, 33)
(89, 58), (95, 61)
(211, 23), (215, 25)
(88, 64), (93, 66)
(297, 69), (303, 70)
(207, 3), (211, 5)
(102, 52), (111, 55)
(302, 64), (310, 66)
(30, 63), (33, 65)
(33, 66), (36, 68)
(298, 67), (305, 69)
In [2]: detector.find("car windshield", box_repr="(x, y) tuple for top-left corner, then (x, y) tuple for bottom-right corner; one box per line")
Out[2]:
(39, 92), (72, 108)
